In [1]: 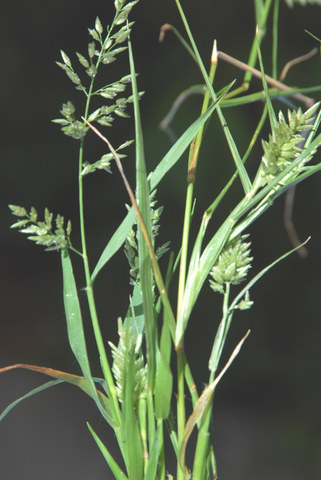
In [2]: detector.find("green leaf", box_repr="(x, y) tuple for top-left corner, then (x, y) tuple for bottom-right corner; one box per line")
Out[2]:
(149, 92), (227, 191)
(176, 216), (234, 347)
(91, 207), (136, 282)
(256, 35), (277, 129)
(121, 348), (143, 479)
(0, 379), (62, 422)
(180, 331), (250, 472)
(144, 420), (163, 480)
(87, 423), (128, 480)
(61, 249), (90, 376)
(154, 346), (173, 419)
(61, 249), (114, 424)
(129, 38), (156, 389)
(0, 363), (115, 427)
(91, 92), (227, 282)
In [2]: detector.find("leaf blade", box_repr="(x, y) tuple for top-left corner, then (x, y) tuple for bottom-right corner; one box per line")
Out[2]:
(87, 423), (129, 480)
(128, 36), (156, 389)
(91, 90), (228, 282)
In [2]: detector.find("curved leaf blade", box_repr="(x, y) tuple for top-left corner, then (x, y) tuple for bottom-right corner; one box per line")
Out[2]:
(0, 379), (61, 422)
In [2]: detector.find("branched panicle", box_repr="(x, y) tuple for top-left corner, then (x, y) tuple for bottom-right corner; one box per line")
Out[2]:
(149, 190), (171, 261)
(9, 205), (72, 252)
(52, 0), (142, 143)
(114, 0), (140, 18)
(124, 191), (170, 285)
(209, 235), (252, 294)
(52, 100), (88, 140)
(81, 139), (134, 176)
(260, 104), (319, 185)
(108, 318), (147, 406)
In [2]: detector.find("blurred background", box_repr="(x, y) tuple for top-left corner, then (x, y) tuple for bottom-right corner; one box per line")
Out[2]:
(1, 1), (321, 479)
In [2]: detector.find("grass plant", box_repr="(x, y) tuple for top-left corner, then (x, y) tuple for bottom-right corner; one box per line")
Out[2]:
(2, 0), (321, 478)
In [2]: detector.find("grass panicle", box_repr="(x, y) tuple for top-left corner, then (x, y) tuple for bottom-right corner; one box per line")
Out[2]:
(2, 1), (321, 479)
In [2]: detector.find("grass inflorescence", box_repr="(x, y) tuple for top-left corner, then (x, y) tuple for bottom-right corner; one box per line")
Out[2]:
(2, 1), (321, 479)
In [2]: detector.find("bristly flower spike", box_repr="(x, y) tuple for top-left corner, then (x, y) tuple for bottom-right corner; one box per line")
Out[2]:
(258, 103), (319, 187)
(209, 235), (253, 294)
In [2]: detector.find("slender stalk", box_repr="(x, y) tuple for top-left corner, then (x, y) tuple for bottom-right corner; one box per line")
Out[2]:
(184, 353), (199, 408)
(77, 63), (122, 423)
(138, 395), (148, 473)
(272, 0), (280, 79)
(147, 388), (156, 454)
(158, 419), (166, 480)
(177, 43), (217, 318)
(176, 347), (187, 480)
(192, 284), (231, 480)
(243, 0), (274, 85)
(175, 42), (217, 480)
(217, 50), (314, 107)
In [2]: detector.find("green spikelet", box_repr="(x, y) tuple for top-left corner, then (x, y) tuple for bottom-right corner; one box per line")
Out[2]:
(9, 205), (72, 252)
(108, 318), (147, 406)
(209, 235), (252, 294)
(260, 104), (318, 185)
(124, 190), (170, 285)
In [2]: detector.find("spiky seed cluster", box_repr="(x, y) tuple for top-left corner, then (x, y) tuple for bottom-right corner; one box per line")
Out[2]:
(9, 205), (72, 252)
(261, 104), (318, 185)
(209, 236), (252, 294)
(109, 318), (147, 406)
(124, 190), (170, 285)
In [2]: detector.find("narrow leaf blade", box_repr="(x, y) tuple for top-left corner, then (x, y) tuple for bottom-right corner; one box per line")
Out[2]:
(61, 248), (92, 380)
(0, 379), (61, 422)
(91, 90), (228, 282)
(128, 36), (156, 389)
(87, 423), (128, 480)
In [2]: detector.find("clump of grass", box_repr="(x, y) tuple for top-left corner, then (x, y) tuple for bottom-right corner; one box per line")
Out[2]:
(2, 1), (321, 479)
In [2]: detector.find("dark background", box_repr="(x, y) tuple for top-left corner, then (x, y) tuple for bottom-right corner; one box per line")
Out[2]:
(1, 1), (321, 479)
